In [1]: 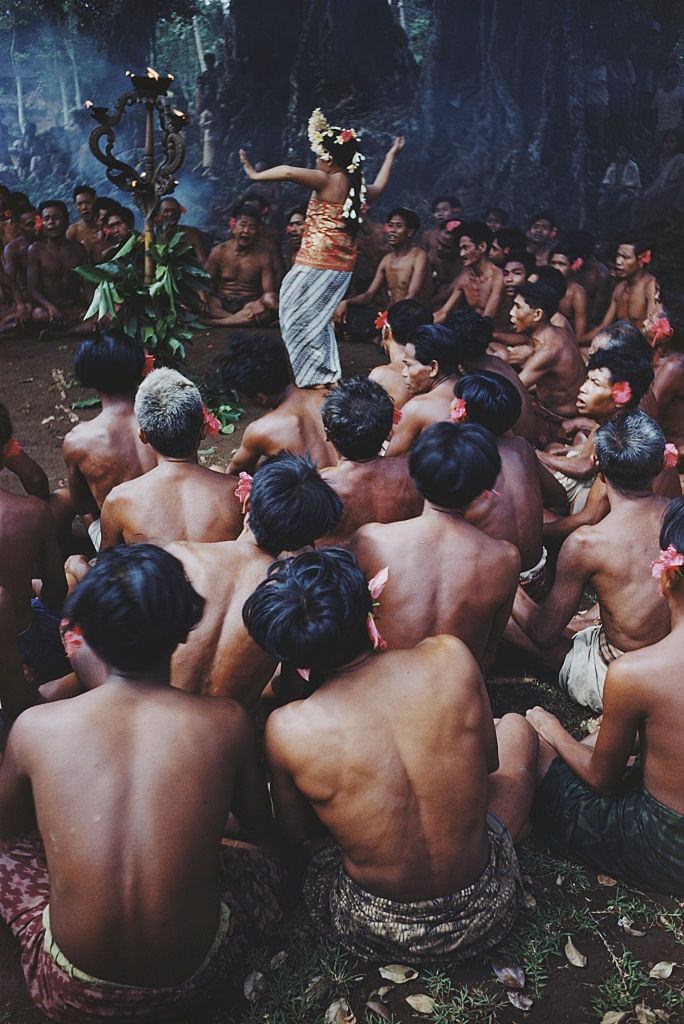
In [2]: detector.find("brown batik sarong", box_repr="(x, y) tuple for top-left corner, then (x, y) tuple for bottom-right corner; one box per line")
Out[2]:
(303, 813), (522, 963)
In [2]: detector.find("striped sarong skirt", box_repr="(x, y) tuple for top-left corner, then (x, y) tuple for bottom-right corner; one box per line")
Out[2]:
(279, 264), (351, 386)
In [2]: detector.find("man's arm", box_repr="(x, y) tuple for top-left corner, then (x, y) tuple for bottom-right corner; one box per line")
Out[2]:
(226, 422), (266, 475)
(98, 491), (126, 549)
(433, 273), (465, 323)
(536, 444), (596, 480)
(62, 436), (99, 515)
(230, 707), (275, 842)
(204, 246), (222, 289)
(407, 250), (429, 300)
(573, 286), (589, 342)
(0, 719), (36, 839)
(36, 505), (67, 611)
(265, 713), (325, 856)
(482, 549), (520, 666)
(385, 401), (425, 457)
(542, 476), (609, 543)
(536, 458), (570, 510)
(338, 258), (388, 315)
(526, 657), (640, 793)
(519, 343), (556, 392)
(652, 358), (684, 421)
(26, 245), (58, 316)
(4, 447), (50, 500)
(584, 289), (618, 342)
(482, 271), (504, 318)
(259, 252), (278, 309)
(512, 530), (590, 647)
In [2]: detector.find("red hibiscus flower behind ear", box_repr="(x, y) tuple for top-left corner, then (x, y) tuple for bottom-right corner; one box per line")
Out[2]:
(664, 443), (679, 469)
(611, 381), (632, 406)
(374, 310), (389, 330)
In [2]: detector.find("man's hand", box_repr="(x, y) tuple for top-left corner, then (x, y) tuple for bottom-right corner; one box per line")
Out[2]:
(526, 706), (563, 746)
(239, 148), (256, 179)
(433, 308), (447, 325)
(388, 136), (406, 157)
(333, 300), (348, 325)
(16, 302), (31, 324)
(43, 302), (61, 322)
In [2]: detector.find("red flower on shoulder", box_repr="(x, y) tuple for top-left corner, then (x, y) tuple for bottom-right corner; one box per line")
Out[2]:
(393, 406), (403, 426)
(234, 471), (253, 511)
(571, 257), (584, 271)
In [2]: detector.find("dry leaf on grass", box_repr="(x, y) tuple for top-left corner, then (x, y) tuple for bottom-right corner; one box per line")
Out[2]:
(303, 975), (326, 1001)
(597, 873), (618, 887)
(492, 959), (526, 989)
(269, 950), (288, 970)
(324, 998), (357, 1023)
(243, 970), (266, 1002)
(507, 991), (533, 1011)
(379, 964), (419, 984)
(376, 986), (394, 998)
(618, 915), (647, 937)
(564, 937), (587, 967)
(634, 1002), (656, 1024)
(523, 889), (537, 909)
(366, 998), (392, 1021)
(649, 961), (676, 979)
(405, 994), (436, 1014)
(655, 1011), (671, 1022)
(600, 1012), (629, 1024)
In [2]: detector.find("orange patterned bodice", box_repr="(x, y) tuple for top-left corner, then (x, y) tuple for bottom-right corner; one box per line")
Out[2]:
(295, 196), (357, 273)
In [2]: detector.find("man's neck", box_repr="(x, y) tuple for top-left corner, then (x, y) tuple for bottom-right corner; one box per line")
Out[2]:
(468, 256), (486, 277)
(605, 483), (654, 509)
(387, 339), (405, 364)
(155, 452), (198, 467)
(98, 393), (134, 412)
(422, 501), (464, 522)
(625, 268), (647, 287)
(107, 665), (170, 689)
(668, 594), (684, 631)
(391, 240), (413, 257)
(428, 373), (455, 394)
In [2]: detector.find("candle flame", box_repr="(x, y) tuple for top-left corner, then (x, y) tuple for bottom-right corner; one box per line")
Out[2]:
(147, 67), (160, 80)
(125, 70), (132, 77)
(172, 109), (185, 117)
(85, 100), (93, 108)
(168, 74), (174, 81)
(131, 180), (138, 187)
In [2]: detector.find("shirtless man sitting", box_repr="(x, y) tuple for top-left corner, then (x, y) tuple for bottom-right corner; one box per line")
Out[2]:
(202, 203), (278, 327)
(646, 282), (684, 465)
(453, 372), (563, 597)
(27, 199), (91, 338)
(319, 377), (422, 544)
(586, 236), (658, 340)
(169, 452), (342, 704)
(217, 333), (337, 473)
(526, 210), (557, 267)
(385, 323), (459, 456)
(98, 206), (136, 262)
(511, 281), (586, 423)
(244, 547), (536, 961)
(158, 195), (209, 264)
(512, 411), (673, 712)
(421, 195), (461, 257)
(354, 422), (520, 663)
(0, 545), (282, 1021)
(490, 250), (536, 353)
(284, 205), (306, 270)
(428, 220), (463, 309)
(3, 205), (37, 296)
(0, 403), (68, 689)
(335, 208), (430, 321)
(434, 222), (504, 322)
(62, 331), (156, 551)
(65, 184), (100, 258)
(100, 368), (243, 547)
(369, 299), (432, 410)
(526, 495), (684, 895)
(549, 237), (590, 343)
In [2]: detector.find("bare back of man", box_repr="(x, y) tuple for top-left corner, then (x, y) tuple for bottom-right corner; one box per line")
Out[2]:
(100, 463), (244, 548)
(464, 353), (539, 443)
(464, 437), (544, 571)
(228, 385), (337, 474)
(168, 535), (277, 703)
(320, 457), (423, 544)
(352, 512), (519, 661)
(63, 401), (156, 513)
(386, 378), (457, 456)
(267, 637), (498, 899)
(653, 350), (684, 457)
(520, 323), (587, 417)
(0, 491), (64, 630)
(368, 362), (410, 409)
(4, 684), (252, 984)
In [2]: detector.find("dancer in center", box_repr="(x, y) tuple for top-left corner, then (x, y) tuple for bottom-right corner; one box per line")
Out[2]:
(239, 110), (404, 387)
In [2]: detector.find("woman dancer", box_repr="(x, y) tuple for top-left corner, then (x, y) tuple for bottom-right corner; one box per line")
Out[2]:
(240, 109), (404, 387)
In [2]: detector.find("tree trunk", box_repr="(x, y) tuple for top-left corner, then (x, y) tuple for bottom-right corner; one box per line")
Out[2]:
(63, 35), (82, 108)
(192, 17), (206, 71)
(10, 25), (25, 135)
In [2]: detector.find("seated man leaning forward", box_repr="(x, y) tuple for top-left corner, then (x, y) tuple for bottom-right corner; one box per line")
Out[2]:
(385, 323), (460, 456)
(245, 548), (537, 962)
(100, 368), (243, 548)
(169, 452), (342, 705)
(202, 202), (278, 327)
(511, 411), (673, 713)
(319, 377), (423, 545)
(526, 495), (684, 895)
(368, 298), (433, 410)
(217, 333), (338, 473)
(353, 422), (520, 664)
(0, 545), (282, 1022)
(62, 330), (156, 551)
(433, 221), (504, 322)
(510, 281), (587, 424)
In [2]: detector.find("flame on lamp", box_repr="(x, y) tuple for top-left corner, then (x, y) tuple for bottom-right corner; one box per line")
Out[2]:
(147, 67), (160, 80)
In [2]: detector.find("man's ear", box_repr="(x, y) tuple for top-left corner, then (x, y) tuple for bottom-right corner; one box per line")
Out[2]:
(429, 359), (439, 378)
(139, 428), (149, 446)
(255, 392), (270, 407)
(532, 307), (544, 323)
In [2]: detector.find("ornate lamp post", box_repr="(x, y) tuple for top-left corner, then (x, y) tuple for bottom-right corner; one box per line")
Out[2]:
(85, 68), (188, 283)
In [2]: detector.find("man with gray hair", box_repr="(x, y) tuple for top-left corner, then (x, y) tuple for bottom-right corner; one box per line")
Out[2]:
(98, 368), (244, 548)
(511, 410), (673, 711)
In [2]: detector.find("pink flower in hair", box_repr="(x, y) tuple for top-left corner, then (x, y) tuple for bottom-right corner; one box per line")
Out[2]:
(651, 545), (684, 580)
(393, 406), (403, 426)
(446, 219), (462, 232)
(368, 566), (389, 601)
(450, 397), (467, 423)
(143, 351), (155, 376)
(374, 310), (389, 330)
(652, 316), (674, 345)
(228, 217), (237, 230)
(639, 249), (652, 265)
(4, 437), (22, 457)
(202, 406), (221, 437)
(340, 129), (354, 143)
(571, 257), (584, 271)
(60, 620), (84, 659)
(664, 443), (679, 469)
(367, 612), (387, 651)
(296, 667), (311, 682)
(234, 471), (253, 511)
(611, 381), (632, 406)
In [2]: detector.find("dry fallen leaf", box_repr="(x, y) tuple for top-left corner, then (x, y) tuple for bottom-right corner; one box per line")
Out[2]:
(366, 999), (392, 1021)
(597, 874), (619, 887)
(376, 986), (394, 998)
(507, 991), (533, 1011)
(655, 1011), (670, 1022)
(618, 915), (647, 937)
(303, 975), (326, 1000)
(634, 1001), (656, 1024)
(269, 950), (288, 970)
(324, 998), (357, 1023)
(243, 970), (266, 1002)
(523, 889), (537, 909)
(405, 994), (436, 1014)
(600, 1012), (629, 1024)
(492, 959), (526, 989)
(379, 964), (419, 984)
(564, 937), (588, 967)
(649, 961), (676, 979)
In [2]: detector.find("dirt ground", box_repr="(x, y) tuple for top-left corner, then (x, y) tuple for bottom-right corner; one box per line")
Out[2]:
(0, 328), (681, 1024)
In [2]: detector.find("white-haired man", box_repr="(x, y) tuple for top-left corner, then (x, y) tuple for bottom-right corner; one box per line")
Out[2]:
(99, 368), (243, 547)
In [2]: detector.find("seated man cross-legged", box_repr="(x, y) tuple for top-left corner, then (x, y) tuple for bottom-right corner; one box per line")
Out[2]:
(244, 547), (537, 962)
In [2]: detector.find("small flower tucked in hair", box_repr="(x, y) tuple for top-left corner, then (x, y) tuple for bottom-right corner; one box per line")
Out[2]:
(393, 406), (403, 426)
(571, 257), (584, 271)
(446, 219), (462, 232)
(202, 406), (221, 438)
(366, 566), (389, 650)
(296, 666), (310, 682)
(664, 443), (679, 469)
(60, 619), (84, 659)
(639, 249), (652, 265)
(179, 205), (187, 214)
(450, 398), (467, 423)
(368, 566), (389, 601)
(4, 437), (22, 457)
(234, 471), (253, 511)
(228, 217), (237, 230)
(339, 128), (355, 143)
(652, 316), (674, 345)
(611, 381), (632, 406)
(374, 310), (389, 330)
(34, 214), (43, 231)
(367, 612), (387, 651)
(143, 351), (155, 376)
(651, 545), (684, 580)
